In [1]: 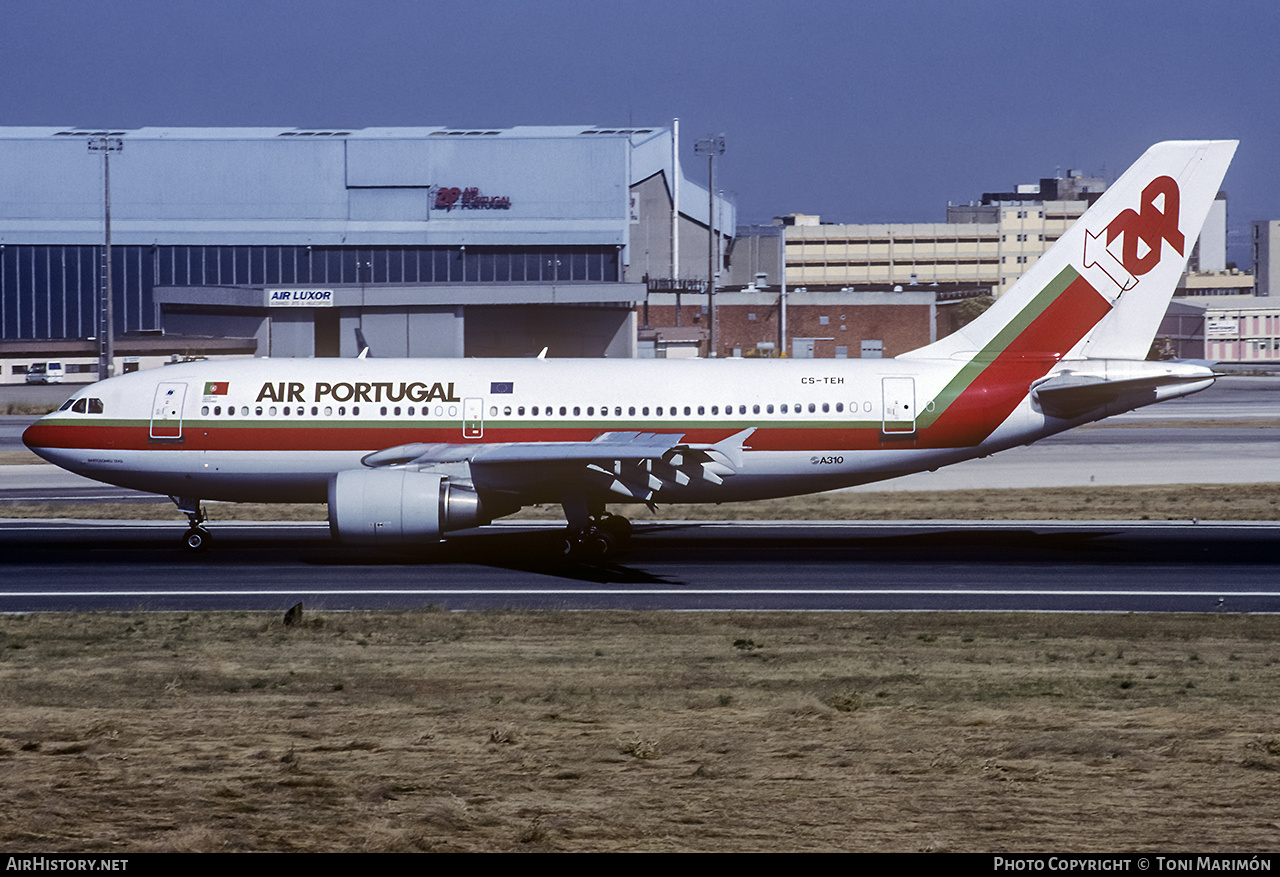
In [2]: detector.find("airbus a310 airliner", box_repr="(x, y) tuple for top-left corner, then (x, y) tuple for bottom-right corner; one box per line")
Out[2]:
(24, 140), (1237, 554)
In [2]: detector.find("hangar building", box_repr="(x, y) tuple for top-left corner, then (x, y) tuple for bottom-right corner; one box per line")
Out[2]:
(0, 124), (733, 380)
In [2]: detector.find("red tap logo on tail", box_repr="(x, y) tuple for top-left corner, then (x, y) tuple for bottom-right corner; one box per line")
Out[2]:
(1083, 175), (1184, 292)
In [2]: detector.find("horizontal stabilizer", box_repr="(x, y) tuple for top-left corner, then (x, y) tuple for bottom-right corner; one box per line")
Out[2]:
(1032, 364), (1215, 419)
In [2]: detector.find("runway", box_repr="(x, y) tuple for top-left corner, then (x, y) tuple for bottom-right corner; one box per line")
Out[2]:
(2, 519), (1277, 613)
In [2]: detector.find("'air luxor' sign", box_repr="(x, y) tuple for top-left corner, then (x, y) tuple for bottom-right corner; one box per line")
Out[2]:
(266, 288), (335, 307)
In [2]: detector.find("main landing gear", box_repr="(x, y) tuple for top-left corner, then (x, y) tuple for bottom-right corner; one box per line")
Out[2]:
(171, 495), (211, 551)
(559, 500), (633, 559)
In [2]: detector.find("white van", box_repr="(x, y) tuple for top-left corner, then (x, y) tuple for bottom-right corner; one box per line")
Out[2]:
(25, 361), (65, 384)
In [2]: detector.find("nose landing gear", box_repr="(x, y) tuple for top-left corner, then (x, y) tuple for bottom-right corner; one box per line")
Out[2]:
(170, 495), (211, 551)
(183, 526), (211, 551)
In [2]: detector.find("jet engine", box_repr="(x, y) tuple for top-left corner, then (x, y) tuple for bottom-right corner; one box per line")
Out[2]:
(328, 469), (487, 546)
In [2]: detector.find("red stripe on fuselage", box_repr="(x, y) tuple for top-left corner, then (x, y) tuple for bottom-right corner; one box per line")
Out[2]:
(24, 274), (1112, 459)
(916, 273), (1112, 448)
(26, 421), (899, 454)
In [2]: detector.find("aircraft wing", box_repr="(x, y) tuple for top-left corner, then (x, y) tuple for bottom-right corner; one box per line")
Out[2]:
(360, 428), (755, 503)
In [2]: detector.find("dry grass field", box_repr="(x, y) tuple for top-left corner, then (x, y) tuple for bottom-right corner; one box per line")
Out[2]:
(3, 408), (1277, 851)
(2, 610), (1279, 852)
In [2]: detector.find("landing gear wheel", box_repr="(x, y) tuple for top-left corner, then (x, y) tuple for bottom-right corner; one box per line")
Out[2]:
(172, 497), (211, 551)
(557, 500), (633, 560)
(584, 529), (616, 558)
(597, 513), (632, 544)
(560, 525), (619, 560)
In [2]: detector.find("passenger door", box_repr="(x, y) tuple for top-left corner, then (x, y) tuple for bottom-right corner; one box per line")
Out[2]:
(881, 377), (916, 434)
(150, 382), (187, 441)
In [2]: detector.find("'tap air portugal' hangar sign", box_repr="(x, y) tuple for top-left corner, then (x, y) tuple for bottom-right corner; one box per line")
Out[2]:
(266, 288), (335, 307)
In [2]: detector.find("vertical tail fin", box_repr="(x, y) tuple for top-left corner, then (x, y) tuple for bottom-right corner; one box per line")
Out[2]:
(901, 140), (1238, 363)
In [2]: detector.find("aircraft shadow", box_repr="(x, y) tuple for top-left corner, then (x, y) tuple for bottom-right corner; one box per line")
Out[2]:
(304, 529), (684, 585)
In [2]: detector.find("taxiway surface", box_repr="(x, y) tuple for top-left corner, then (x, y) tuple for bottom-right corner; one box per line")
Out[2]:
(1, 519), (1277, 614)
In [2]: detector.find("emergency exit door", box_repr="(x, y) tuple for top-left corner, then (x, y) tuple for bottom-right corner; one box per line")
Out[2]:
(463, 397), (484, 439)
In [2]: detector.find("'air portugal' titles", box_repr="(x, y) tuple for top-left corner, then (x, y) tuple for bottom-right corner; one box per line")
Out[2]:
(255, 381), (461, 404)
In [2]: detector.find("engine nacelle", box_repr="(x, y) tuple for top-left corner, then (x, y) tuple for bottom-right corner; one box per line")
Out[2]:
(328, 469), (486, 546)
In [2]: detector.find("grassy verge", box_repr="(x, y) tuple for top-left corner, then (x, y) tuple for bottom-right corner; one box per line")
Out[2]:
(2, 610), (1278, 852)
(1, 483), (1277, 522)
(0, 402), (58, 416)
(0, 450), (43, 464)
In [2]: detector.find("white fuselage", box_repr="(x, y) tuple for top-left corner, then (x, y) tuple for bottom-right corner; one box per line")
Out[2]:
(22, 355), (1210, 508)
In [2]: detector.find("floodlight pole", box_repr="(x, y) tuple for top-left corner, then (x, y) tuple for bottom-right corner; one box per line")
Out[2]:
(694, 134), (725, 357)
(89, 137), (122, 381)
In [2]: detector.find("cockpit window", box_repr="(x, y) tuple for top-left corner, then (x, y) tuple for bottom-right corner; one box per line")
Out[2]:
(58, 397), (104, 414)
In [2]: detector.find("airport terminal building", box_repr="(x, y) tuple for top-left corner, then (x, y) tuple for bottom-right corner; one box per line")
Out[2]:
(0, 124), (733, 380)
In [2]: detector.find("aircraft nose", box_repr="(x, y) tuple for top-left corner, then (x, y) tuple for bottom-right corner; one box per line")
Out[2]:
(22, 419), (54, 455)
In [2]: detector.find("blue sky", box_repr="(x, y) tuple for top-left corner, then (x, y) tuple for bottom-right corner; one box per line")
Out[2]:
(3, 0), (1274, 264)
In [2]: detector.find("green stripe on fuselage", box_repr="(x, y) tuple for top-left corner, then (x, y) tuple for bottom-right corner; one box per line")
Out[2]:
(915, 266), (1079, 429)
